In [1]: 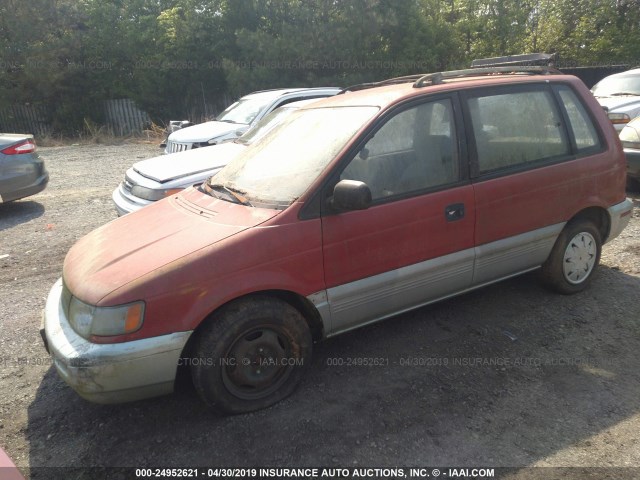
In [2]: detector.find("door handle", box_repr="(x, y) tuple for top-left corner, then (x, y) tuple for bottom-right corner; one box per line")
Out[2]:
(445, 203), (465, 222)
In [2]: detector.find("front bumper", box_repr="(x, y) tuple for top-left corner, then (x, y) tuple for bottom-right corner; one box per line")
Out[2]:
(42, 279), (192, 404)
(111, 183), (153, 216)
(606, 198), (634, 243)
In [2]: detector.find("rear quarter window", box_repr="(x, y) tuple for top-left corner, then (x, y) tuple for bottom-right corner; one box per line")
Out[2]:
(555, 85), (601, 151)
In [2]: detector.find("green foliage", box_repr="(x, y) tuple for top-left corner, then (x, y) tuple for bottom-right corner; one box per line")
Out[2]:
(1, 0), (639, 134)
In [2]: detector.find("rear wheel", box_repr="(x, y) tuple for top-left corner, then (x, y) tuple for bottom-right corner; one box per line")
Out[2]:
(191, 296), (312, 414)
(540, 220), (602, 294)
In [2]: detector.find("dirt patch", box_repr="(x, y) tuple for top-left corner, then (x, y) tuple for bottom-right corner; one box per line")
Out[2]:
(1, 145), (639, 479)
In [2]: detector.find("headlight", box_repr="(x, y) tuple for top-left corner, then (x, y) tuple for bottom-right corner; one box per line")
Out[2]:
(130, 185), (182, 201)
(68, 296), (145, 338)
(207, 131), (241, 145)
(620, 124), (640, 149)
(608, 112), (631, 125)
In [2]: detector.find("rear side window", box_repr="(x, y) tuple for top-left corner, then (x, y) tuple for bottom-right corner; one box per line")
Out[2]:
(467, 88), (571, 174)
(555, 86), (601, 151)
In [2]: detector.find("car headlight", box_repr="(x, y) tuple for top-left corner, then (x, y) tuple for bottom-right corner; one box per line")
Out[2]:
(68, 296), (145, 338)
(608, 112), (631, 125)
(207, 130), (243, 145)
(620, 124), (640, 149)
(130, 185), (182, 201)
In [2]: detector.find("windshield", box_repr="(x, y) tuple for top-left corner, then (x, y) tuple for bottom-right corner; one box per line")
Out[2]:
(210, 106), (378, 208)
(216, 97), (273, 125)
(592, 74), (640, 96)
(236, 106), (298, 146)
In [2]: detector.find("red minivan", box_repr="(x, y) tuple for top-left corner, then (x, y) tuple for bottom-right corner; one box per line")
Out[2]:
(42, 67), (633, 413)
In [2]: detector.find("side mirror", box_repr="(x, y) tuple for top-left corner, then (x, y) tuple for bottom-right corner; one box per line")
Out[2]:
(332, 179), (372, 211)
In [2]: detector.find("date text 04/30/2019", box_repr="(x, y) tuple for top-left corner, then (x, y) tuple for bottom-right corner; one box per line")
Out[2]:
(135, 467), (496, 478)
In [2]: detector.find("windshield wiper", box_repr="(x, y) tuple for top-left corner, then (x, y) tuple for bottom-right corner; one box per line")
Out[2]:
(208, 183), (252, 206)
(217, 118), (238, 124)
(609, 92), (640, 96)
(201, 182), (222, 199)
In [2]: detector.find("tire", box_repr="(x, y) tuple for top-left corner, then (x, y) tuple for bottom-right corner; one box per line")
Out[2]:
(191, 296), (312, 414)
(540, 220), (602, 295)
(627, 176), (640, 193)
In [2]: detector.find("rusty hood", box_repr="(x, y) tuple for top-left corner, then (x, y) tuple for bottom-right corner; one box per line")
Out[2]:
(63, 187), (280, 305)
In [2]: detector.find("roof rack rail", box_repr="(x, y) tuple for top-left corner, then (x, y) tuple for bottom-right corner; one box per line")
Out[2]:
(413, 66), (562, 88)
(338, 74), (427, 94)
(338, 60), (563, 94)
(471, 53), (556, 68)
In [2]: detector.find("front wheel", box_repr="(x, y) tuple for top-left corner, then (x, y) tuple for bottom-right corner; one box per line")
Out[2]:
(191, 296), (312, 414)
(540, 220), (602, 295)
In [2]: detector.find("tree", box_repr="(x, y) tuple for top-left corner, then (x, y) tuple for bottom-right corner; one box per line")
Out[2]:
(1, 0), (639, 135)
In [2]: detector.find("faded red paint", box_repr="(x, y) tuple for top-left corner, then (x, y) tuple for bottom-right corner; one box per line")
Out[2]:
(60, 74), (626, 346)
(0, 447), (25, 480)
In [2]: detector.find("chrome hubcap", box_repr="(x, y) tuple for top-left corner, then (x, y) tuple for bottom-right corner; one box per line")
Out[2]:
(563, 232), (597, 284)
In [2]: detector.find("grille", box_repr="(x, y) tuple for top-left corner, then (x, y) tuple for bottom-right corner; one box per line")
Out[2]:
(167, 140), (192, 153)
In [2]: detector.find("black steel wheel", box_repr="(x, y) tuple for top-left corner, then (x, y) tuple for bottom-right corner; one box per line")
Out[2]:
(191, 296), (312, 414)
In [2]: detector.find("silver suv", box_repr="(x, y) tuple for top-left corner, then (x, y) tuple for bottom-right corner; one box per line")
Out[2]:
(164, 87), (340, 154)
(591, 68), (640, 131)
(113, 100), (316, 215)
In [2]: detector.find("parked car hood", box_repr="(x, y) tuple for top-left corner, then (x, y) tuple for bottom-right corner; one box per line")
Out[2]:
(63, 191), (280, 305)
(595, 95), (640, 111)
(168, 120), (249, 143)
(133, 142), (246, 183)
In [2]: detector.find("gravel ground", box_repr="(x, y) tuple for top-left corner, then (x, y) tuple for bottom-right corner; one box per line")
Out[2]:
(0, 144), (639, 480)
